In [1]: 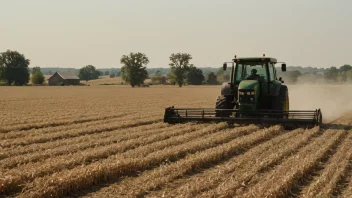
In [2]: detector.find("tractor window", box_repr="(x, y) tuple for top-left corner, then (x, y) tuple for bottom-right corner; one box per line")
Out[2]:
(235, 63), (268, 81)
(235, 64), (243, 81)
(269, 63), (275, 81)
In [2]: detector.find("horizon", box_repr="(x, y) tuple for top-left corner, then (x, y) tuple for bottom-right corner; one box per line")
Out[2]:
(34, 65), (329, 70)
(1, 0), (351, 69)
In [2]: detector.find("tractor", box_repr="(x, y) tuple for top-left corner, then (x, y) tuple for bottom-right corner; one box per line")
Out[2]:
(164, 55), (322, 127)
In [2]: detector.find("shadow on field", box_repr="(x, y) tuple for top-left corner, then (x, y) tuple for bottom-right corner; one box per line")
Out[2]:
(322, 123), (351, 130)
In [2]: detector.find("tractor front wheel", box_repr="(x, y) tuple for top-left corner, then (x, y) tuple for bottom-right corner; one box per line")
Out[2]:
(272, 85), (289, 118)
(215, 95), (234, 117)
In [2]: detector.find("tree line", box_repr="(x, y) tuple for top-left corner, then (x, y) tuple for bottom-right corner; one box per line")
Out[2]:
(0, 50), (222, 87)
(1, 50), (351, 86)
(276, 65), (352, 84)
(120, 52), (223, 87)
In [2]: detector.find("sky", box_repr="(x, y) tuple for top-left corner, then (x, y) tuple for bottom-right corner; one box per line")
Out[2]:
(1, 0), (351, 68)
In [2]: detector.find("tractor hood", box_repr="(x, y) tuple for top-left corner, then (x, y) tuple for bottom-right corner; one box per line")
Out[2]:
(238, 80), (259, 91)
(238, 80), (260, 111)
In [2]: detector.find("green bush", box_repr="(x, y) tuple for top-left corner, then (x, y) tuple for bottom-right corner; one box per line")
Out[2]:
(31, 72), (45, 85)
(151, 76), (167, 85)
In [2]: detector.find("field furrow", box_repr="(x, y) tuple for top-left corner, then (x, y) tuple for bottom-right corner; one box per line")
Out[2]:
(0, 108), (124, 123)
(298, 130), (352, 198)
(0, 121), (167, 160)
(0, 123), (232, 195)
(342, 176), (352, 198)
(17, 124), (258, 197)
(237, 129), (346, 198)
(0, 113), (140, 140)
(86, 125), (284, 198)
(0, 122), (177, 169)
(0, 113), (132, 133)
(148, 126), (320, 198)
(0, 123), (202, 190)
(0, 116), (161, 148)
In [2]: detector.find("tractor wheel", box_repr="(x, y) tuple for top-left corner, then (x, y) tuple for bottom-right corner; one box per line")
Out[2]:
(215, 95), (234, 117)
(272, 85), (289, 118)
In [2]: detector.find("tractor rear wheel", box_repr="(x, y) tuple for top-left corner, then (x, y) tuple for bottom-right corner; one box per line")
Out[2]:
(272, 85), (289, 117)
(215, 95), (234, 117)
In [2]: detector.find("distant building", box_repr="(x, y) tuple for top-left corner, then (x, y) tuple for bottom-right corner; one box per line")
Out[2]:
(48, 72), (80, 86)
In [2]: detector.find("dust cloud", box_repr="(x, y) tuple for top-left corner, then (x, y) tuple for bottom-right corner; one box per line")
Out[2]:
(288, 84), (352, 122)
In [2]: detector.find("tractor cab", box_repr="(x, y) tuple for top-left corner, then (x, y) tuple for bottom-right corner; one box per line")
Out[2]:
(230, 57), (286, 82)
(232, 57), (286, 96)
(223, 56), (286, 83)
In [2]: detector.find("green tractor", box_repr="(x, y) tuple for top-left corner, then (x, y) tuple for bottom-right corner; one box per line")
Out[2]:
(164, 55), (322, 127)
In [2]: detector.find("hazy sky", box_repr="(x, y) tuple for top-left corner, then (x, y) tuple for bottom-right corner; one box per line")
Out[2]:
(1, 0), (351, 68)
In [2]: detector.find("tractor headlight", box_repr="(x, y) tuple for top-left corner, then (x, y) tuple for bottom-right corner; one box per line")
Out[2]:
(239, 90), (255, 96)
(239, 90), (255, 104)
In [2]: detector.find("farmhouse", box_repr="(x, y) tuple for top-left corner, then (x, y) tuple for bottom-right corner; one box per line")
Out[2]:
(48, 72), (80, 85)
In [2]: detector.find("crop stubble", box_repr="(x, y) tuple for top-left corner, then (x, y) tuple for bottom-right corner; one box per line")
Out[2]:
(0, 86), (351, 198)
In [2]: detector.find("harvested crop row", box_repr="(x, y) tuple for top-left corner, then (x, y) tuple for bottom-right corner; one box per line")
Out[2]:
(0, 116), (161, 148)
(239, 129), (346, 198)
(17, 124), (257, 197)
(0, 111), (159, 144)
(0, 105), (130, 126)
(1, 123), (199, 175)
(0, 110), (138, 133)
(0, 110), (116, 129)
(0, 108), (87, 125)
(93, 125), (284, 198)
(299, 130), (352, 198)
(342, 177), (352, 198)
(0, 123), (229, 195)
(0, 113), (126, 133)
(0, 112), (139, 140)
(152, 126), (320, 198)
(0, 121), (167, 160)
(0, 122), (177, 169)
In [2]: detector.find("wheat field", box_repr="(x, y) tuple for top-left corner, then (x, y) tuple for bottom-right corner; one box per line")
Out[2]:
(0, 85), (351, 198)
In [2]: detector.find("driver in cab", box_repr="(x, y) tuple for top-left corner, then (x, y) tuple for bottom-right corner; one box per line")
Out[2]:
(247, 69), (260, 80)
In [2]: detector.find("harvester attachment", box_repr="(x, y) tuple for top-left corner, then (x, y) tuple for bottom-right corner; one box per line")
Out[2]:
(164, 107), (322, 127)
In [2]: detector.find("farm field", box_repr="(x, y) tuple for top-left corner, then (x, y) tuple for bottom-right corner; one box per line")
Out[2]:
(0, 85), (351, 198)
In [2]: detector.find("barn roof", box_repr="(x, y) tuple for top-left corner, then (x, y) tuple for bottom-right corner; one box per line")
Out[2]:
(49, 72), (80, 80)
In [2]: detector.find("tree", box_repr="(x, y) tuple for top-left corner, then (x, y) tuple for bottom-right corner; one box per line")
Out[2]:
(339, 65), (352, 82)
(0, 50), (30, 86)
(120, 52), (149, 87)
(187, 66), (205, 85)
(31, 72), (45, 85)
(30, 66), (45, 85)
(79, 65), (100, 82)
(109, 73), (116, 78)
(169, 53), (192, 87)
(324, 66), (339, 82)
(31, 66), (41, 75)
(339, 64), (352, 73)
(104, 71), (110, 76)
(348, 70), (352, 82)
(207, 72), (218, 85)
(155, 70), (162, 77)
(167, 72), (176, 85)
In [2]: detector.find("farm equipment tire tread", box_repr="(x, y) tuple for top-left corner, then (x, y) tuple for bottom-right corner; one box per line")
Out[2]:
(215, 96), (234, 117)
